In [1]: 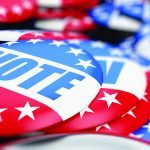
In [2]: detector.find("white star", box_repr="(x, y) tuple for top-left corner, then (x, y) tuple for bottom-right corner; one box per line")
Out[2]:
(143, 122), (150, 132)
(129, 133), (144, 139)
(67, 32), (79, 36)
(110, 48), (123, 56)
(141, 26), (150, 35)
(12, 5), (23, 15)
(83, 17), (93, 24)
(99, 12), (109, 20)
(3, 41), (19, 46)
(67, 47), (85, 56)
(80, 106), (94, 118)
(0, 108), (7, 122)
(15, 101), (39, 120)
(53, 32), (63, 37)
(127, 109), (136, 118)
(32, 33), (44, 37)
(122, 107), (136, 118)
(75, 59), (96, 69)
(0, 7), (7, 16)
(91, 41), (105, 48)
(98, 91), (121, 108)
(141, 92), (148, 102)
(22, 1), (32, 10)
(68, 40), (81, 44)
(96, 124), (111, 132)
(72, 19), (80, 26)
(27, 39), (43, 44)
(49, 40), (66, 47)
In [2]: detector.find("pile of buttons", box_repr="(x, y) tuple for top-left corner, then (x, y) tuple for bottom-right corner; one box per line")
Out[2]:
(0, 0), (150, 149)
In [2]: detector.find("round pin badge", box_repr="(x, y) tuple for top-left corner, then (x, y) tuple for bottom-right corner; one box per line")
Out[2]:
(1, 134), (150, 150)
(0, 30), (88, 41)
(0, 0), (37, 23)
(44, 40), (147, 134)
(34, 16), (96, 32)
(88, 53), (150, 135)
(89, 4), (141, 32)
(0, 40), (102, 136)
(130, 119), (150, 144)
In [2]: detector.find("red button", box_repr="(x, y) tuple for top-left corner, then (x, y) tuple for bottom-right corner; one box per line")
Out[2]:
(0, 0), (37, 23)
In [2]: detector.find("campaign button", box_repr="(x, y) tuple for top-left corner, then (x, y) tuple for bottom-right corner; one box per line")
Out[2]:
(44, 40), (146, 133)
(0, 30), (88, 41)
(119, 1), (150, 21)
(0, 40), (102, 136)
(89, 4), (141, 32)
(0, 0), (37, 23)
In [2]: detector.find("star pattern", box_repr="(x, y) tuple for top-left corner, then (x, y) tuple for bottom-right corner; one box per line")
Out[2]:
(122, 107), (136, 118)
(12, 5), (23, 15)
(49, 40), (66, 47)
(27, 39), (43, 44)
(98, 91), (121, 108)
(91, 41), (105, 48)
(141, 92), (148, 102)
(75, 59), (96, 69)
(141, 26), (150, 35)
(80, 106), (94, 118)
(0, 7), (7, 16)
(127, 109), (136, 118)
(53, 32), (63, 37)
(143, 122), (150, 132)
(96, 123), (111, 132)
(3, 41), (19, 46)
(68, 40), (81, 44)
(0, 108), (7, 122)
(129, 133), (144, 139)
(110, 48), (124, 56)
(22, 1), (32, 10)
(67, 47), (85, 56)
(15, 101), (39, 120)
(32, 33), (44, 37)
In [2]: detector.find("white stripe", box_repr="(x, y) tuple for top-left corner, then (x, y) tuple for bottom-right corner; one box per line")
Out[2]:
(37, 0), (61, 7)
(0, 31), (26, 41)
(35, 19), (68, 31)
(0, 47), (100, 120)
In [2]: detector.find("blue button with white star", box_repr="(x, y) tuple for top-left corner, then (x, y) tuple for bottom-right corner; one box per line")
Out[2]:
(119, 2), (150, 21)
(0, 40), (103, 123)
(89, 4), (141, 32)
(67, 40), (147, 101)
